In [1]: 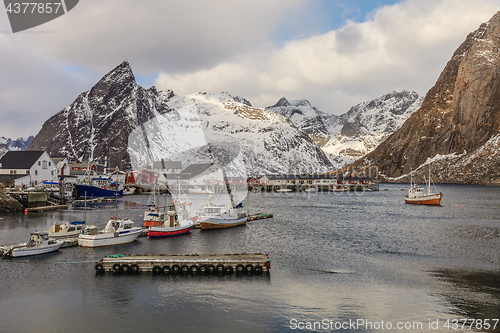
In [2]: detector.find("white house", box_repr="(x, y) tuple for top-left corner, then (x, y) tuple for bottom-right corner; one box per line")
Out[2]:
(51, 156), (71, 176)
(0, 150), (57, 186)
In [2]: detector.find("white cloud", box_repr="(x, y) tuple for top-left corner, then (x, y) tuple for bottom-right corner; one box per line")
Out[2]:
(155, 0), (499, 112)
(0, 0), (499, 139)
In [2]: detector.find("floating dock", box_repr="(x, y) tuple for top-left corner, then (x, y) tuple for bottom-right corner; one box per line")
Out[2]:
(247, 213), (273, 221)
(95, 253), (270, 275)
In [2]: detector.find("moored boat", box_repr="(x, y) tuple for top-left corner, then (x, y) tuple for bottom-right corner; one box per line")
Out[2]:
(123, 187), (135, 196)
(1, 232), (64, 257)
(188, 187), (212, 194)
(73, 176), (123, 198)
(404, 170), (442, 205)
(44, 220), (86, 239)
(198, 206), (247, 230)
(148, 206), (193, 237)
(78, 218), (142, 247)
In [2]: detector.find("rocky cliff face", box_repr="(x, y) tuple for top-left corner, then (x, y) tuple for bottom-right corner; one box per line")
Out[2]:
(29, 61), (333, 176)
(266, 90), (422, 169)
(351, 12), (500, 185)
(29, 61), (168, 169)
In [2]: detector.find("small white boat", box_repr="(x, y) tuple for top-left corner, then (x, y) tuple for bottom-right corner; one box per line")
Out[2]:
(188, 187), (212, 194)
(304, 187), (318, 192)
(78, 218), (142, 248)
(198, 206), (247, 230)
(123, 187), (135, 196)
(2, 232), (64, 257)
(44, 220), (86, 239)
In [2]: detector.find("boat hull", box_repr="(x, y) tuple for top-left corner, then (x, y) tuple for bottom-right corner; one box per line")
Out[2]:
(148, 223), (193, 237)
(199, 216), (248, 230)
(404, 194), (442, 205)
(74, 184), (123, 198)
(11, 241), (63, 257)
(78, 229), (142, 247)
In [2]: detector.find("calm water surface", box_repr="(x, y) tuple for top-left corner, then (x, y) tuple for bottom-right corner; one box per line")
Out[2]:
(0, 184), (499, 332)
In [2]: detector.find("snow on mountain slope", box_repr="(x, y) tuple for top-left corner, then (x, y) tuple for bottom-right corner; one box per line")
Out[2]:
(129, 92), (333, 177)
(266, 90), (423, 169)
(0, 136), (34, 158)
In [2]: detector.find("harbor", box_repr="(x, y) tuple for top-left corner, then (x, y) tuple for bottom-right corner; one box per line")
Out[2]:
(0, 184), (499, 332)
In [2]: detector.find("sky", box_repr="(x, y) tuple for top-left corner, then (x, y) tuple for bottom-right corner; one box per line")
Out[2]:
(0, 0), (499, 139)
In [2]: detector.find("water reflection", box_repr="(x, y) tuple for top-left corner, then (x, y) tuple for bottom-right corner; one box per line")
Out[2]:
(430, 269), (500, 321)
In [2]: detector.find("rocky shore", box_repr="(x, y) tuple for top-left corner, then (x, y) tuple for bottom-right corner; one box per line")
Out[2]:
(0, 188), (24, 212)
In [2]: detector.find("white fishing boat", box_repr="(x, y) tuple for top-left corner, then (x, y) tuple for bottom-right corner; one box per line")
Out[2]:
(1, 232), (64, 257)
(44, 220), (86, 239)
(197, 181), (248, 230)
(404, 170), (442, 206)
(123, 187), (136, 196)
(198, 206), (247, 229)
(78, 218), (142, 248)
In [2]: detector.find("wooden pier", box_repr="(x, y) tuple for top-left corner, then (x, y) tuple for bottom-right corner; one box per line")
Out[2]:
(26, 204), (68, 212)
(95, 253), (270, 275)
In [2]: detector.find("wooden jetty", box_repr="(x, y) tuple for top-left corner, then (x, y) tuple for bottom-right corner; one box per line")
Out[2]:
(26, 204), (68, 212)
(95, 253), (270, 275)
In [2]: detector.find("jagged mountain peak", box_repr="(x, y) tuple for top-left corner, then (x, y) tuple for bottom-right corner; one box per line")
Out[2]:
(265, 90), (422, 169)
(272, 97), (290, 107)
(89, 60), (137, 103)
(29, 62), (332, 175)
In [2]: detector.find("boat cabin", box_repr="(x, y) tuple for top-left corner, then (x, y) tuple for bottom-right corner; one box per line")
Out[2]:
(408, 185), (424, 198)
(103, 219), (135, 233)
(27, 232), (56, 247)
(203, 206), (238, 218)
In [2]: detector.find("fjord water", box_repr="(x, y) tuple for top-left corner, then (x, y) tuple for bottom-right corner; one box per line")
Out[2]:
(0, 184), (499, 332)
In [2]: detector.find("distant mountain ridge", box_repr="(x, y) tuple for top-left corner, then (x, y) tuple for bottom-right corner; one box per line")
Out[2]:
(29, 61), (333, 176)
(0, 136), (34, 158)
(350, 11), (500, 185)
(266, 90), (423, 169)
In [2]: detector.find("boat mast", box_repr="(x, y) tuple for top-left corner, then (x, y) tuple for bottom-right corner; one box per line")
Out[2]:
(428, 169), (431, 195)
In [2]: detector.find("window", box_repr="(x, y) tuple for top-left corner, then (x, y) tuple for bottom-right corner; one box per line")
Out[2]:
(26, 170), (30, 174)
(49, 162), (51, 166)
(38, 161), (41, 166)
(42, 161), (47, 169)
(35, 170), (38, 175)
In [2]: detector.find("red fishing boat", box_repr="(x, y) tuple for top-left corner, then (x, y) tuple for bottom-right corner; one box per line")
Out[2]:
(147, 205), (193, 237)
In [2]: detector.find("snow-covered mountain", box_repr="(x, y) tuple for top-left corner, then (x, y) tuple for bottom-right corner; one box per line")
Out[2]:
(29, 61), (333, 177)
(0, 136), (34, 158)
(266, 90), (423, 168)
